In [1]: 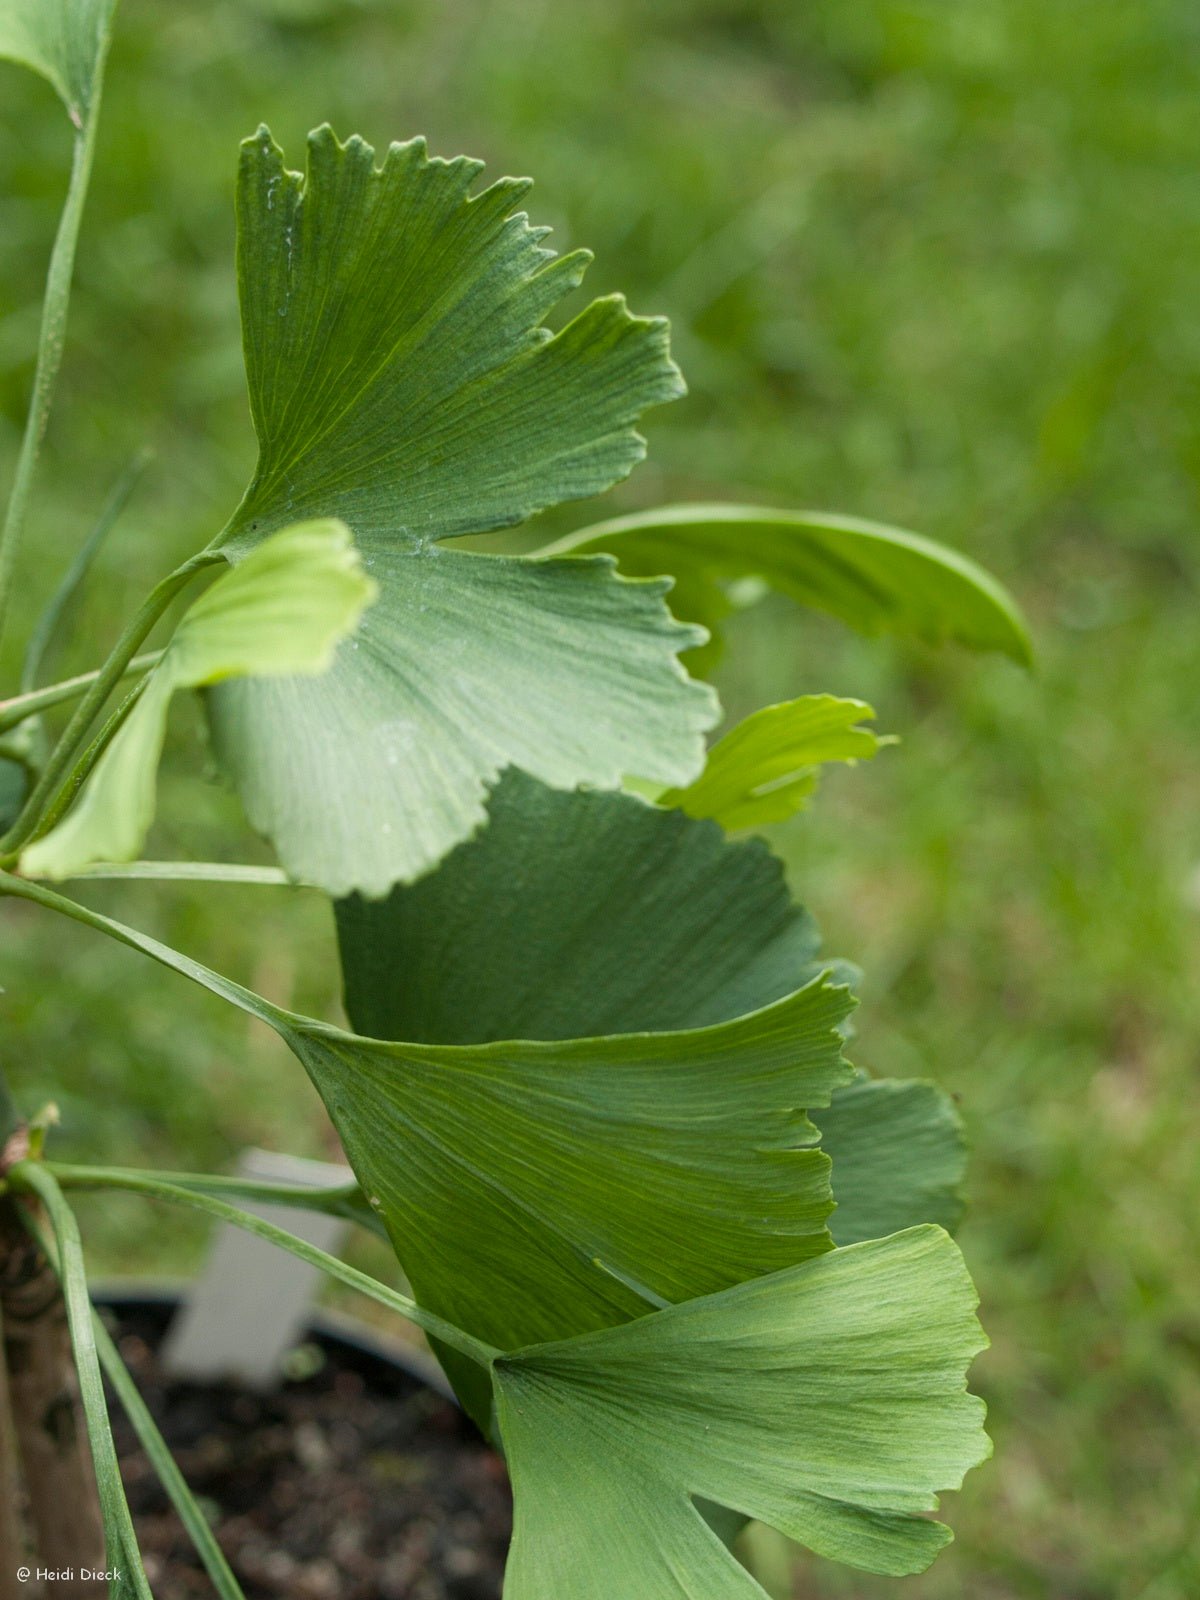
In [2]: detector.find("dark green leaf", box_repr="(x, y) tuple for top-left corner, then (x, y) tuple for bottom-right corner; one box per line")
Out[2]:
(1, 866), (852, 1431)
(813, 1071), (967, 1247)
(336, 768), (824, 1044)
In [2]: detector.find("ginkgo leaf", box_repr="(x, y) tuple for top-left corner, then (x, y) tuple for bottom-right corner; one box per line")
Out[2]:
(3, 861), (853, 1431)
(286, 974), (854, 1428)
(336, 768), (827, 1045)
(0, 0), (115, 127)
(497, 1226), (990, 1590)
(548, 504), (1033, 672)
(22, 521), (374, 879)
(660, 695), (887, 830)
(813, 1071), (967, 1247)
(334, 772), (968, 1423)
(335, 775), (961, 1253)
(205, 125), (715, 895)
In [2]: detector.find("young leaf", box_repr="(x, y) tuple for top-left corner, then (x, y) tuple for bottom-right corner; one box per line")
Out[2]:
(21, 519), (374, 879)
(660, 695), (886, 830)
(497, 1226), (990, 1589)
(0, 0), (115, 128)
(206, 126), (715, 895)
(548, 504), (1033, 671)
(812, 1071), (967, 1247)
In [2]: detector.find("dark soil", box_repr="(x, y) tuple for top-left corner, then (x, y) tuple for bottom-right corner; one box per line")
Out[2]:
(101, 1300), (511, 1600)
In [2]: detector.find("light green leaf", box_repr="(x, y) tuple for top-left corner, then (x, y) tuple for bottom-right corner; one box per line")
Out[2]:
(206, 126), (714, 895)
(548, 504), (1033, 671)
(0, 0), (115, 126)
(497, 1226), (990, 1589)
(813, 1071), (967, 1247)
(54, 1159), (989, 1585)
(22, 520), (373, 878)
(661, 695), (887, 830)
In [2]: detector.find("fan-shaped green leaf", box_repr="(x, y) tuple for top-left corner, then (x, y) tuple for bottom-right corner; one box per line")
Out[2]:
(336, 772), (967, 1267)
(336, 775), (962, 1262)
(206, 126), (714, 894)
(497, 1226), (990, 1590)
(549, 504), (1033, 671)
(287, 974), (853, 1426)
(813, 1071), (967, 1247)
(661, 695), (886, 830)
(0, 865), (854, 1433)
(0, 0), (115, 126)
(22, 520), (373, 879)
(336, 768), (824, 1045)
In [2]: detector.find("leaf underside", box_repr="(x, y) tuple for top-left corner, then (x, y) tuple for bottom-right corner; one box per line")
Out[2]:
(207, 125), (714, 895)
(551, 504), (1033, 672)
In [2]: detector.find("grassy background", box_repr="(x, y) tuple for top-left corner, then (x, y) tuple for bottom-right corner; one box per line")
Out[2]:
(3, 2), (1200, 1595)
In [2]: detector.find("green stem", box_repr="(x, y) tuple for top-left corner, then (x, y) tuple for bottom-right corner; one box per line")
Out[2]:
(0, 868), (279, 1025)
(0, 100), (107, 651)
(0, 651), (162, 736)
(51, 1161), (380, 1233)
(64, 859), (294, 885)
(0, 550), (223, 855)
(21, 448), (155, 694)
(7, 1164), (153, 1596)
(41, 1164), (498, 1369)
(91, 1311), (247, 1600)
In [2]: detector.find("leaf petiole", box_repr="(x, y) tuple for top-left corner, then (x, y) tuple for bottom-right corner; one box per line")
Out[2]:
(0, 550), (224, 855)
(50, 1161), (382, 1234)
(7, 1163), (154, 1598)
(0, 652), (162, 736)
(91, 1311), (248, 1599)
(38, 1163), (498, 1368)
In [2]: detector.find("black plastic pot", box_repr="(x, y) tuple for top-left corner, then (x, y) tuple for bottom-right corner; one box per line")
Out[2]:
(93, 1285), (511, 1600)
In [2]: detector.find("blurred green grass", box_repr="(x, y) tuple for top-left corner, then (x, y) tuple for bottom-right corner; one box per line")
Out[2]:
(2, 2), (1199, 1595)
